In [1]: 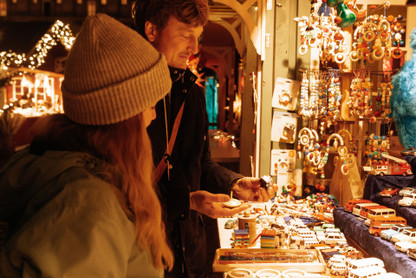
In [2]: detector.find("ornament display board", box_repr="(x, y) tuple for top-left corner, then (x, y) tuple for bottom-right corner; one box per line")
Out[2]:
(282, 1), (411, 205)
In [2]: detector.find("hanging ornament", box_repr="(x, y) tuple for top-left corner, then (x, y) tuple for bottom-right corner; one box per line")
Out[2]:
(346, 0), (367, 21)
(299, 71), (311, 119)
(318, 1), (331, 16)
(336, 3), (357, 29)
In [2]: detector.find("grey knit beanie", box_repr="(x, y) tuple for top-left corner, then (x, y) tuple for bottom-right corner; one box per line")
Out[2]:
(61, 13), (171, 125)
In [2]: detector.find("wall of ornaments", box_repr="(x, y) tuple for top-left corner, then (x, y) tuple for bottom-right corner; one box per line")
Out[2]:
(283, 0), (416, 205)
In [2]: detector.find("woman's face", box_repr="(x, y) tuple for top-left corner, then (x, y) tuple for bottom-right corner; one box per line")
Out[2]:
(142, 105), (156, 127)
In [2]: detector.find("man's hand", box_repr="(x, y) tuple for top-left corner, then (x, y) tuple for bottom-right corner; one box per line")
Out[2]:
(189, 190), (251, 219)
(232, 177), (277, 202)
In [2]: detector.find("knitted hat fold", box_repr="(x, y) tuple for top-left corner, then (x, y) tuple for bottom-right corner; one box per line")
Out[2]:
(62, 13), (171, 125)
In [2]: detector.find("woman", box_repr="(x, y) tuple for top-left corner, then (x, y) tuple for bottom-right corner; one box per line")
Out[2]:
(0, 13), (173, 277)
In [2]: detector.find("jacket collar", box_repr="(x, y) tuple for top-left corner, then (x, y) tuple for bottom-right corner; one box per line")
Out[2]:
(169, 66), (197, 89)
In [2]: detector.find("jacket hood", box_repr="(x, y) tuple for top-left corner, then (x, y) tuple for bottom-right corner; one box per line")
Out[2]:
(0, 148), (100, 226)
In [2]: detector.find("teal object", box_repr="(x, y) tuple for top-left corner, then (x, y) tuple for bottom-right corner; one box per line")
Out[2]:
(390, 27), (416, 149)
(205, 76), (219, 130)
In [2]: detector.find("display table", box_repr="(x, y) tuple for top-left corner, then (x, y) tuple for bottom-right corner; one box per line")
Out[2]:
(334, 156), (416, 278)
(217, 217), (238, 248)
(215, 217), (327, 276)
(333, 207), (416, 278)
(363, 155), (416, 227)
(364, 183), (416, 227)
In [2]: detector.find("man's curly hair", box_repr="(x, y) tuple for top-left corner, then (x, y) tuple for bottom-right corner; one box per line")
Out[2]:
(132, 0), (208, 38)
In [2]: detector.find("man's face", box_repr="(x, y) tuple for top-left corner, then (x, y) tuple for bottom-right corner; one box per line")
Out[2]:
(151, 16), (204, 69)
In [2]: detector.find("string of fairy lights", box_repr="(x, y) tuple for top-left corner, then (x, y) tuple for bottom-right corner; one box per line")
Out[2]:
(0, 20), (75, 70)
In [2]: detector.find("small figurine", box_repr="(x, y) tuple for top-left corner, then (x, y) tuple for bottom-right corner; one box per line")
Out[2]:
(260, 175), (273, 189)
(380, 187), (399, 197)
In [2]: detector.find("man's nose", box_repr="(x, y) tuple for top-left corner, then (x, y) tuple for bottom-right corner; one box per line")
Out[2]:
(187, 36), (199, 54)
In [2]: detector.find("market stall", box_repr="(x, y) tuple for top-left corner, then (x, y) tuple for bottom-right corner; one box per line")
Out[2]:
(211, 1), (416, 277)
(2, 1), (416, 277)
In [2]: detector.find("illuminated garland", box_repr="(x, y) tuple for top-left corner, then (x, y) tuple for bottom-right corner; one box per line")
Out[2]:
(0, 20), (75, 70)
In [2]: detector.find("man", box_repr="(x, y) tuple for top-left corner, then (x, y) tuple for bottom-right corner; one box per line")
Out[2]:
(132, 1), (277, 276)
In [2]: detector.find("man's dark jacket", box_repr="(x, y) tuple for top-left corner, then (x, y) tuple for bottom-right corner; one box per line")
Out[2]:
(147, 67), (242, 277)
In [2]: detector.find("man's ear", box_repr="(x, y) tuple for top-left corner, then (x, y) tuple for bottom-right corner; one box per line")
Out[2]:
(144, 21), (157, 42)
